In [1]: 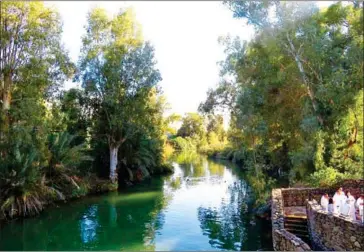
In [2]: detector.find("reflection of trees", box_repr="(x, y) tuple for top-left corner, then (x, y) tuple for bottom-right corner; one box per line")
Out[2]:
(207, 160), (225, 177)
(93, 178), (171, 250)
(196, 162), (273, 251)
(197, 178), (273, 251)
(245, 169), (276, 207)
(0, 157), (274, 251)
(0, 178), (171, 251)
(175, 151), (206, 178)
(164, 176), (182, 191)
(174, 152), (206, 178)
(80, 205), (100, 245)
(215, 157), (277, 208)
(197, 180), (249, 250)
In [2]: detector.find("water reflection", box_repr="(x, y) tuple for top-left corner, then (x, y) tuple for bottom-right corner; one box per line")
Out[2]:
(80, 205), (99, 245)
(0, 154), (273, 251)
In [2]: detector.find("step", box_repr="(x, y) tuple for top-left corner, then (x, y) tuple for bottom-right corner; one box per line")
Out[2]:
(284, 223), (308, 230)
(296, 234), (310, 241)
(284, 227), (308, 235)
(285, 220), (307, 226)
(285, 215), (307, 220)
(285, 218), (307, 224)
(296, 234), (310, 239)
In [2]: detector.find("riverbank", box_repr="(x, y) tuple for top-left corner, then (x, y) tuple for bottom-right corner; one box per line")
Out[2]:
(0, 174), (117, 223)
(0, 164), (174, 222)
(0, 156), (273, 251)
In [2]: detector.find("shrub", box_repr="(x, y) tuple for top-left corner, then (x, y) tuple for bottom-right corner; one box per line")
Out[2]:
(307, 167), (345, 187)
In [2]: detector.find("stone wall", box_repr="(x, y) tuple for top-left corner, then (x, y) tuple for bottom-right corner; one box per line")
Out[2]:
(281, 188), (330, 207)
(282, 179), (364, 207)
(272, 189), (284, 231)
(273, 229), (312, 251)
(307, 200), (364, 251)
(272, 189), (311, 251)
(271, 180), (364, 251)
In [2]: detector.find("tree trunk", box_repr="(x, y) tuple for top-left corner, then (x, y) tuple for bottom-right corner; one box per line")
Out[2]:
(2, 72), (12, 111)
(0, 73), (12, 151)
(285, 32), (324, 127)
(109, 145), (119, 184)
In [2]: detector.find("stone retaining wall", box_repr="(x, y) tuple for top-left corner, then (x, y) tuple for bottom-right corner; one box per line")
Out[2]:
(271, 180), (364, 251)
(272, 189), (311, 251)
(281, 179), (364, 207)
(307, 200), (364, 251)
(273, 229), (312, 251)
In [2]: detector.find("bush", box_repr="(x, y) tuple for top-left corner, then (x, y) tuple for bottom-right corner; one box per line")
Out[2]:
(199, 143), (225, 157)
(308, 167), (345, 187)
(153, 163), (174, 175)
(0, 141), (56, 218)
(163, 142), (175, 160)
(170, 137), (197, 152)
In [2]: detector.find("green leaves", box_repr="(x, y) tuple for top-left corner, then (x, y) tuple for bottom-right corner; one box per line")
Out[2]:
(202, 1), (364, 185)
(47, 132), (92, 173)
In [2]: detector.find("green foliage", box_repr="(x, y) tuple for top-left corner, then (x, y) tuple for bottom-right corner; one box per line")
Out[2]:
(0, 138), (53, 218)
(47, 132), (93, 173)
(172, 113), (227, 156)
(0, 3), (172, 218)
(76, 7), (163, 182)
(308, 167), (345, 188)
(177, 113), (206, 139)
(200, 2), (363, 187)
(171, 136), (198, 152)
(246, 168), (276, 207)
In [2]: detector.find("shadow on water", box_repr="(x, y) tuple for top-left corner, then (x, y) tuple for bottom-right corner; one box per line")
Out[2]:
(0, 152), (273, 251)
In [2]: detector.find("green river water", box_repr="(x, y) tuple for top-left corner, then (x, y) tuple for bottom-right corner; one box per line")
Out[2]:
(0, 155), (273, 251)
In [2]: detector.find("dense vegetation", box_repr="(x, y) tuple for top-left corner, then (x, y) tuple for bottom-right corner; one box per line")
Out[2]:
(0, 1), (363, 219)
(0, 2), (173, 219)
(198, 1), (363, 195)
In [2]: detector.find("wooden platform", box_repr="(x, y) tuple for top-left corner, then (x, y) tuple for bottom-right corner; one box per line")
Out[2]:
(284, 206), (307, 219)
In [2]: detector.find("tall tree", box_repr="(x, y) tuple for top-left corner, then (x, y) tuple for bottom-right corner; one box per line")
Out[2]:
(177, 113), (206, 139)
(76, 7), (161, 183)
(224, 1), (325, 126)
(0, 2), (73, 133)
(201, 2), (363, 184)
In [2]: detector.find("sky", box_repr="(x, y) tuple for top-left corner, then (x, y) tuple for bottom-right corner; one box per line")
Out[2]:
(49, 1), (334, 118)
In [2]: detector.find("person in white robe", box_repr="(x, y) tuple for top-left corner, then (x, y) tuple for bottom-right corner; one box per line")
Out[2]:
(356, 196), (364, 223)
(333, 188), (343, 214)
(340, 188), (347, 214)
(345, 191), (356, 220)
(320, 193), (329, 211)
(328, 197), (334, 214)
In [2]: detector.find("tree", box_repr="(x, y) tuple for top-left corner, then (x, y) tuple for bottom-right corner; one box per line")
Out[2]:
(76, 7), (161, 183)
(59, 88), (92, 146)
(206, 114), (225, 143)
(224, 1), (325, 126)
(201, 2), (363, 185)
(0, 1), (73, 135)
(177, 113), (206, 139)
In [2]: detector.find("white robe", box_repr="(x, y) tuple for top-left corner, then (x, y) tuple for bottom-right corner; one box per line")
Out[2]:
(328, 204), (334, 214)
(346, 195), (356, 220)
(340, 193), (347, 214)
(333, 193), (342, 214)
(320, 196), (329, 211)
(356, 197), (363, 222)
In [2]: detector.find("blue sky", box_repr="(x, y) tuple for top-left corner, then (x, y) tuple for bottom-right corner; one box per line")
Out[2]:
(50, 1), (334, 119)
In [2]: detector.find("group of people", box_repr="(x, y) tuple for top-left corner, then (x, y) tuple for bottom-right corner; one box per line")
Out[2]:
(320, 187), (364, 222)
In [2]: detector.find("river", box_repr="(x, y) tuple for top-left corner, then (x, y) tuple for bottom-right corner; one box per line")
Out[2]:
(0, 154), (273, 251)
